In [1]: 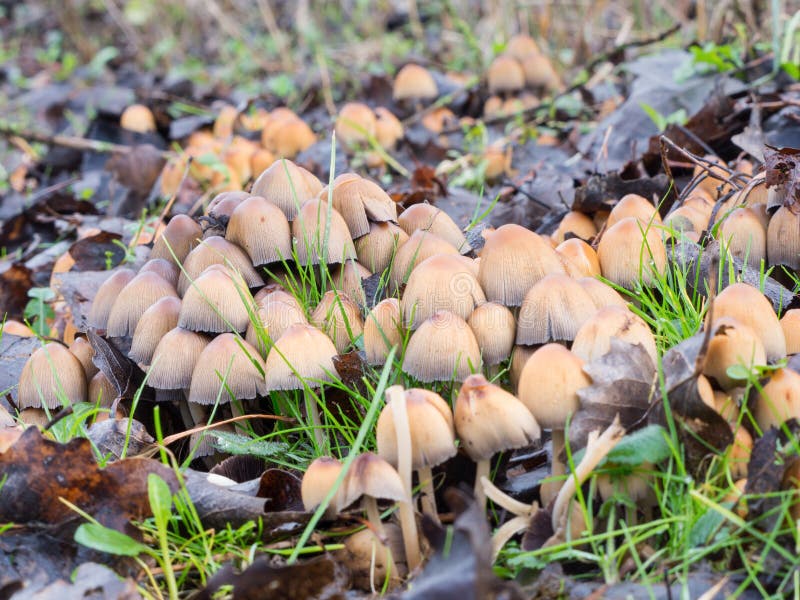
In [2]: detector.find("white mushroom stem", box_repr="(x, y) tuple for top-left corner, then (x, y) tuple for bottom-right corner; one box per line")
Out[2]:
(388, 386), (422, 571)
(491, 514), (534, 562)
(481, 476), (533, 517)
(417, 466), (439, 524)
(305, 388), (325, 450)
(364, 496), (399, 584)
(474, 459), (491, 512)
(551, 428), (567, 479)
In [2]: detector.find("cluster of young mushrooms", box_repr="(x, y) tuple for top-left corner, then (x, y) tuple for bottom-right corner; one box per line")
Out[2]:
(16, 95), (800, 588)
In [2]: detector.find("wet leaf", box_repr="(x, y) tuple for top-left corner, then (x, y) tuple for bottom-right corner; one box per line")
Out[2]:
(256, 469), (304, 512)
(68, 231), (126, 271)
(333, 351), (366, 387)
(86, 417), (154, 459)
(87, 330), (143, 400)
(521, 507), (556, 552)
(572, 172), (671, 214)
(14, 561), (141, 600)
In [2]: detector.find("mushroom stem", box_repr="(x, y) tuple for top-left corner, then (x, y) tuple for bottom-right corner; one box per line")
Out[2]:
(474, 459), (491, 513)
(481, 476), (533, 517)
(364, 496), (400, 583)
(388, 385), (422, 571)
(551, 428), (566, 478)
(491, 514), (533, 562)
(486, 364), (501, 380)
(417, 466), (439, 523)
(305, 388), (325, 450)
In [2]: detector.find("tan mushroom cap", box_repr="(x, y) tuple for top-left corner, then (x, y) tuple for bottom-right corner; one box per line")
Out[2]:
(576, 277), (629, 310)
(713, 282), (786, 362)
(178, 265), (253, 334)
(269, 117), (316, 159)
(720, 207), (767, 269)
(374, 107), (404, 149)
(139, 258), (179, 288)
(389, 230), (460, 291)
(478, 224), (565, 307)
(120, 104), (156, 133)
(245, 290), (308, 356)
(129, 295), (182, 365)
(302, 456), (345, 516)
(517, 273), (597, 345)
(89, 268), (136, 329)
(393, 64), (438, 101)
(402, 310), (481, 382)
(517, 343), (590, 429)
(557, 238), (601, 278)
(188, 334), (267, 405)
(755, 367), (800, 431)
(401, 254), (486, 329)
(506, 34), (540, 60)
(88, 371), (116, 408)
(355, 221), (409, 274)
(310, 291), (364, 354)
(332, 260), (372, 306)
(177, 236), (263, 296)
(264, 323), (338, 391)
(69, 336), (97, 380)
(322, 173), (397, 239)
(207, 191), (250, 220)
(664, 205), (707, 236)
(468, 302), (516, 366)
(364, 298), (403, 366)
(571, 305), (658, 365)
(552, 211), (597, 244)
(703, 316), (767, 390)
(520, 51), (562, 91)
(292, 199), (357, 266)
(250, 159), (323, 221)
(226, 196), (292, 266)
(607, 194), (662, 229)
(335, 102), (377, 148)
(509, 344), (536, 393)
(18, 343), (87, 409)
(107, 271), (179, 337)
(397, 203), (470, 254)
(149, 214), (202, 265)
(147, 327), (211, 390)
(455, 374), (540, 461)
(487, 54), (526, 94)
(597, 216), (667, 289)
(780, 309), (800, 355)
(376, 388), (456, 469)
(341, 452), (406, 509)
(767, 206), (800, 270)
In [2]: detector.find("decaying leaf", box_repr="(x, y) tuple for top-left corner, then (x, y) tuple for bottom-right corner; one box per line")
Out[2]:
(105, 144), (166, 218)
(68, 231), (126, 271)
(87, 330), (146, 401)
(0, 263), (35, 321)
(256, 468), (304, 512)
(87, 417), (155, 459)
(764, 145), (800, 211)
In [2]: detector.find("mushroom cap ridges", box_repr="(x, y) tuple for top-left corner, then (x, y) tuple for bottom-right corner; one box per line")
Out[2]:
(107, 271), (179, 337)
(397, 203), (469, 254)
(341, 452), (406, 508)
(147, 328), (211, 390)
(264, 323), (338, 391)
(571, 305), (657, 365)
(177, 236), (264, 295)
(516, 273), (597, 345)
(468, 302), (515, 366)
(364, 298), (403, 366)
(713, 282), (786, 362)
(18, 343), (87, 409)
(250, 159), (322, 221)
(402, 310), (482, 382)
(129, 296), (182, 365)
(226, 196), (292, 266)
(178, 265), (254, 333)
(188, 333), (266, 404)
(292, 199), (357, 266)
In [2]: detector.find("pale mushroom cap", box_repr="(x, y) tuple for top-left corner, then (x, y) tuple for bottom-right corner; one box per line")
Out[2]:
(468, 302), (516, 366)
(520, 51), (562, 90)
(767, 206), (800, 270)
(517, 343), (590, 429)
(120, 104), (156, 133)
(557, 238), (601, 278)
(291, 199), (357, 266)
(324, 174), (397, 239)
(18, 343), (88, 409)
(397, 203), (470, 254)
(310, 291), (364, 354)
(402, 310), (482, 382)
(335, 102), (377, 147)
(755, 367), (800, 431)
(781, 309), (800, 355)
(506, 34), (540, 60)
(245, 290), (308, 355)
(69, 336), (97, 380)
(129, 296), (182, 365)
(364, 298), (403, 366)
(393, 64), (438, 101)
(88, 268), (136, 329)
(250, 159), (322, 221)
(178, 265), (254, 333)
(332, 260), (371, 306)
(455, 374), (540, 461)
(107, 271), (179, 337)
(207, 191), (249, 219)
(720, 207), (767, 269)
(663, 205), (706, 236)
(376, 388), (456, 470)
(510, 344), (536, 393)
(269, 117), (316, 159)
(478, 224), (565, 307)
(140, 258), (179, 288)
(571, 305), (658, 365)
(607, 194), (662, 229)
(177, 236), (264, 295)
(713, 282), (786, 362)
(390, 230), (460, 290)
(264, 323), (338, 391)
(226, 196), (292, 266)
(552, 211), (597, 244)
(576, 277), (629, 310)
(188, 333), (267, 405)
(149, 215), (202, 265)
(88, 372), (117, 408)
(355, 221), (409, 274)
(374, 107), (404, 149)
(517, 273), (597, 345)
(341, 452), (406, 509)
(487, 54), (526, 93)
(302, 456), (344, 513)
(597, 216), (667, 289)
(401, 254), (486, 329)
(703, 316), (767, 390)
(147, 327), (211, 390)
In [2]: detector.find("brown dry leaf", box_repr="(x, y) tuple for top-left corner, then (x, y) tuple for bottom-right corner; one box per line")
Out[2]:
(87, 330), (146, 402)
(68, 231), (126, 271)
(0, 263), (35, 321)
(764, 145), (800, 211)
(105, 145), (166, 218)
(0, 427), (177, 534)
(333, 350), (366, 387)
(256, 469), (304, 512)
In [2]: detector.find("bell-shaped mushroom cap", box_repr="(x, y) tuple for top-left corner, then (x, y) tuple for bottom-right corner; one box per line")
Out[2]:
(455, 374), (541, 461)
(355, 221), (409, 274)
(89, 268), (136, 329)
(703, 316), (767, 390)
(225, 196), (292, 266)
(402, 310), (482, 382)
(88, 371), (116, 407)
(767, 206), (800, 270)
(332, 260), (372, 306)
(207, 191), (250, 220)
(147, 327), (210, 390)
(509, 344), (536, 393)
(69, 336), (97, 380)
(376, 388), (456, 469)
(374, 107), (404, 149)
(506, 34), (540, 59)
(150, 214), (202, 265)
(364, 298), (403, 366)
(781, 309), (800, 355)
(18, 343), (87, 409)
(120, 103), (156, 133)
(310, 291), (364, 354)
(520, 51), (562, 91)
(478, 224), (565, 307)
(177, 236), (264, 296)
(291, 199), (357, 266)
(576, 277), (629, 310)
(129, 296), (181, 365)
(302, 456), (345, 516)
(398, 203), (470, 254)
(140, 258), (179, 288)
(597, 216), (667, 289)
(517, 344), (590, 430)
(468, 302), (515, 366)
(389, 230), (460, 291)
(607, 194), (662, 229)
(250, 158), (322, 221)
(487, 54), (526, 94)
(663, 205), (707, 237)
(516, 273), (597, 345)
(552, 211), (597, 244)
(571, 305), (658, 365)
(755, 367), (800, 431)
(178, 265), (254, 333)
(557, 238), (601, 278)
(245, 290), (308, 356)
(720, 207), (767, 269)
(401, 254), (486, 329)
(341, 452), (406, 509)
(270, 117), (316, 159)
(321, 173), (397, 239)
(393, 64), (438, 102)
(107, 271), (179, 337)
(264, 323), (338, 391)
(713, 282), (786, 362)
(188, 334), (266, 405)
(335, 103), (377, 148)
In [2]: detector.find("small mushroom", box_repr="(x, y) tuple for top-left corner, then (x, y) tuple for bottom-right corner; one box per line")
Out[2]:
(139, 258), (179, 288)
(754, 367), (800, 431)
(719, 207), (767, 269)
(292, 199), (357, 266)
(571, 305), (657, 365)
(597, 216), (667, 289)
(713, 282), (786, 362)
(335, 102), (377, 148)
(69, 336), (98, 380)
(245, 289), (308, 357)
(397, 204), (470, 254)
(389, 230), (460, 292)
(402, 310), (482, 383)
(355, 221), (409, 274)
(767, 206), (800, 270)
(301, 456), (345, 519)
(147, 327), (211, 390)
(178, 265), (254, 334)
(516, 273), (597, 345)
(556, 238), (601, 278)
(129, 296), (182, 365)
(149, 214), (202, 265)
(374, 107), (404, 150)
(120, 104), (156, 133)
(364, 299), (403, 366)
(177, 236), (263, 296)
(250, 159), (322, 221)
(225, 196), (292, 267)
(18, 343), (87, 409)
(393, 64), (438, 104)
(88, 268), (136, 330)
(332, 260), (372, 306)
(188, 333), (266, 405)
(702, 316), (767, 390)
(107, 271), (179, 337)
(552, 211), (597, 244)
(575, 277), (629, 310)
(606, 194), (662, 229)
(468, 302), (515, 377)
(310, 291), (364, 354)
(487, 55), (525, 95)
(322, 173), (397, 239)
(780, 309), (800, 355)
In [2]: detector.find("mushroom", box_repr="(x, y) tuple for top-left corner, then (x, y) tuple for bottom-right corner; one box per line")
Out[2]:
(88, 268), (136, 329)
(250, 159), (322, 221)
(552, 211), (597, 244)
(355, 221), (409, 274)
(225, 196), (292, 267)
(468, 302), (515, 378)
(663, 205), (706, 238)
(519, 51), (562, 91)
(177, 236), (264, 296)
(719, 207), (767, 269)
(487, 55), (525, 95)
(576, 277), (629, 310)
(149, 214), (202, 265)
(597, 216), (667, 289)
(556, 238), (601, 278)
(188, 333), (266, 406)
(506, 34), (540, 59)
(245, 289), (308, 357)
(268, 117), (316, 159)
(332, 260), (372, 306)
(606, 194), (662, 229)
(340, 525), (406, 592)
(393, 64), (438, 104)
(402, 310), (482, 383)
(397, 204), (470, 254)
(509, 344), (536, 393)
(129, 296), (182, 365)
(516, 273), (597, 345)
(310, 291), (364, 354)
(322, 173), (397, 239)
(291, 199), (357, 266)
(455, 374), (540, 510)
(107, 271), (179, 337)
(364, 299), (403, 366)
(207, 191), (250, 221)
(702, 316), (767, 390)
(147, 327), (211, 391)
(120, 104), (156, 133)
(18, 342), (87, 409)
(767, 206), (800, 270)
(754, 367), (800, 431)
(88, 372), (117, 412)
(139, 258), (179, 288)
(301, 456), (346, 519)
(389, 230), (460, 292)
(780, 309), (800, 355)
(178, 265), (254, 334)
(374, 107), (404, 150)
(571, 305), (658, 365)
(69, 336), (98, 380)
(335, 103), (377, 149)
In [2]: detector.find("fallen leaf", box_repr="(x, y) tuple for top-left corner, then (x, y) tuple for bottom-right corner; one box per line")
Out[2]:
(105, 145), (166, 218)
(333, 351), (366, 387)
(764, 145), (800, 211)
(22, 561), (141, 600)
(0, 263), (35, 321)
(88, 330), (146, 401)
(87, 417), (154, 459)
(572, 172), (671, 214)
(68, 231), (126, 271)
(257, 469), (304, 512)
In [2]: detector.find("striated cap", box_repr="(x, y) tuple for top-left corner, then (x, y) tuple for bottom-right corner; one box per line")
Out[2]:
(402, 310), (481, 382)
(264, 324), (338, 391)
(188, 333), (266, 405)
(107, 271), (179, 337)
(18, 342), (87, 409)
